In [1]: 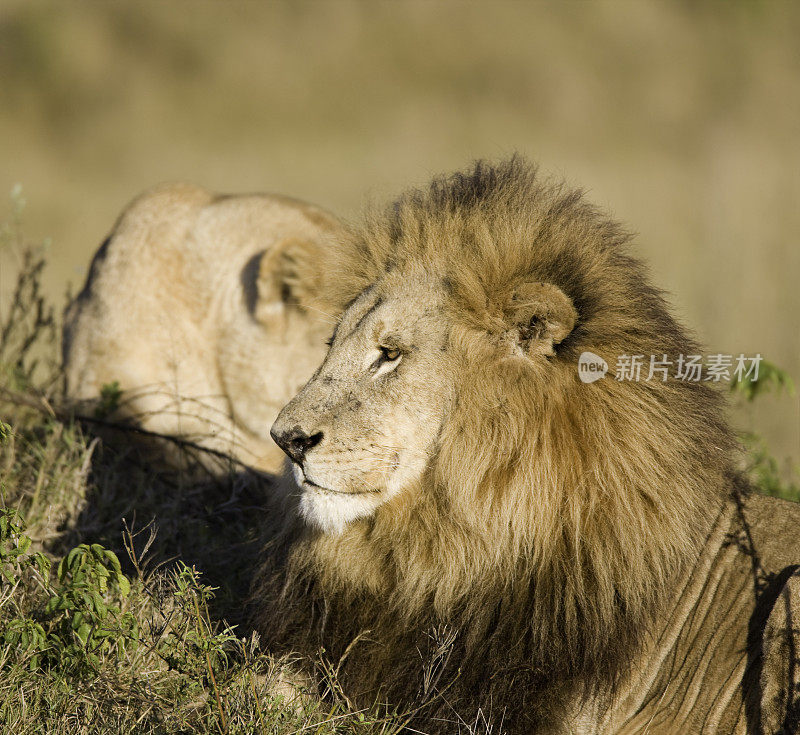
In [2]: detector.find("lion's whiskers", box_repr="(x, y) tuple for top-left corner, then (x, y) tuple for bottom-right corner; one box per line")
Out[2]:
(303, 304), (341, 326)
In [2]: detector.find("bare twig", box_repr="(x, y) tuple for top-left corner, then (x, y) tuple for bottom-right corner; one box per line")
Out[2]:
(0, 385), (267, 478)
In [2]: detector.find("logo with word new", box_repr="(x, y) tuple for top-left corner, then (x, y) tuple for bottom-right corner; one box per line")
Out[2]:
(578, 352), (608, 383)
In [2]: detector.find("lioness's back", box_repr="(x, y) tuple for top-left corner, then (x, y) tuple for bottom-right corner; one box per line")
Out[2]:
(63, 183), (342, 472)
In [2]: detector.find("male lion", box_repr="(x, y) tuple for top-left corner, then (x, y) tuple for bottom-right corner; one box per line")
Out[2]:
(254, 159), (800, 734)
(63, 183), (343, 473)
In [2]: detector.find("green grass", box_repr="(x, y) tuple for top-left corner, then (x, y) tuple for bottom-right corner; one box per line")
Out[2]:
(0, 207), (797, 734)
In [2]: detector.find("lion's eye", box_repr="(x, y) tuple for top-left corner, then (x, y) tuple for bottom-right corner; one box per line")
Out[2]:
(371, 345), (404, 377)
(379, 346), (402, 362)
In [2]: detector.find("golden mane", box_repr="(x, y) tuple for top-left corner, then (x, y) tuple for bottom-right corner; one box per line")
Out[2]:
(253, 158), (737, 729)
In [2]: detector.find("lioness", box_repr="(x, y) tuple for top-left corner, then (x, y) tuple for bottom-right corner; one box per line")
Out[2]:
(63, 183), (343, 473)
(255, 159), (800, 733)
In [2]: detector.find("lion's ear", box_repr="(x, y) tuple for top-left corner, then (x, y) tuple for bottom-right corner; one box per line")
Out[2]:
(507, 282), (577, 357)
(254, 237), (316, 322)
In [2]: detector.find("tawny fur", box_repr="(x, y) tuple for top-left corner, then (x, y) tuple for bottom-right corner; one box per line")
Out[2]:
(253, 159), (800, 733)
(62, 184), (345, 473)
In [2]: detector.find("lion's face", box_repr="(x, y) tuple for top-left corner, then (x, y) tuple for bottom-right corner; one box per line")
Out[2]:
(271, 268), (455, 533)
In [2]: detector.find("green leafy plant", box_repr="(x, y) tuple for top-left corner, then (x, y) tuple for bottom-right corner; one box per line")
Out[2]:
(741, 433), (800, 501)
(0, 507), (52, 671)
(1, 509), (138, 677)
(731, 358), (796, 402)
(0, 507), (51, 585)
(95, 381), (122, 418)
(42, 542), (138, 675)
(731, 359), (800, 502)
(157, 563), (241, 730)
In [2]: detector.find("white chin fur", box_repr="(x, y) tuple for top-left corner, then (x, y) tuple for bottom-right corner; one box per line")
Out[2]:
(299, 486), (379, 534)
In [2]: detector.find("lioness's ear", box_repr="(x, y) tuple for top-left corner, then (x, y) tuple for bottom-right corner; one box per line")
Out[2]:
(254, 238), (315, 322)
(507, 282), (577, 357)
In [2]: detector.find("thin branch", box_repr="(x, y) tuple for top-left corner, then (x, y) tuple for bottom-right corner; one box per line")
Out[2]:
(0, 386), (269, 479)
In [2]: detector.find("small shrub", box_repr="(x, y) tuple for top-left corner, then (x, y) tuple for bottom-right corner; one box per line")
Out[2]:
(0, 509), (136, 677)
(731, 359), (800, 502)
(731, 358), (796, 403)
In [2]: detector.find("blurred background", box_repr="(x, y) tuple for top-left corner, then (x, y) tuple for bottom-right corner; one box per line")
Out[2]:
(1, 0), (798, 471)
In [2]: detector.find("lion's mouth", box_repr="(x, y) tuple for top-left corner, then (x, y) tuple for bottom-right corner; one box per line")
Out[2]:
(298, 470), (369, 496)
(302, 479), (371, 496)
(302, 477), (330, 491)
(292, 462), (376, 496)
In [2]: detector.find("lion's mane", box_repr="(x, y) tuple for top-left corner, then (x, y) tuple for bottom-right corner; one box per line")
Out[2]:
(252, 158), (737, 730)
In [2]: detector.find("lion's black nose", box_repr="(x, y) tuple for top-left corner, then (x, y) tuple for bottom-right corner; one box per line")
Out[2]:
(270, 426), (323, 464)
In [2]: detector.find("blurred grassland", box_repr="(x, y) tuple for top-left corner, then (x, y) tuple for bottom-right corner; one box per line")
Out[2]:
(0, 0), (798, 470)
